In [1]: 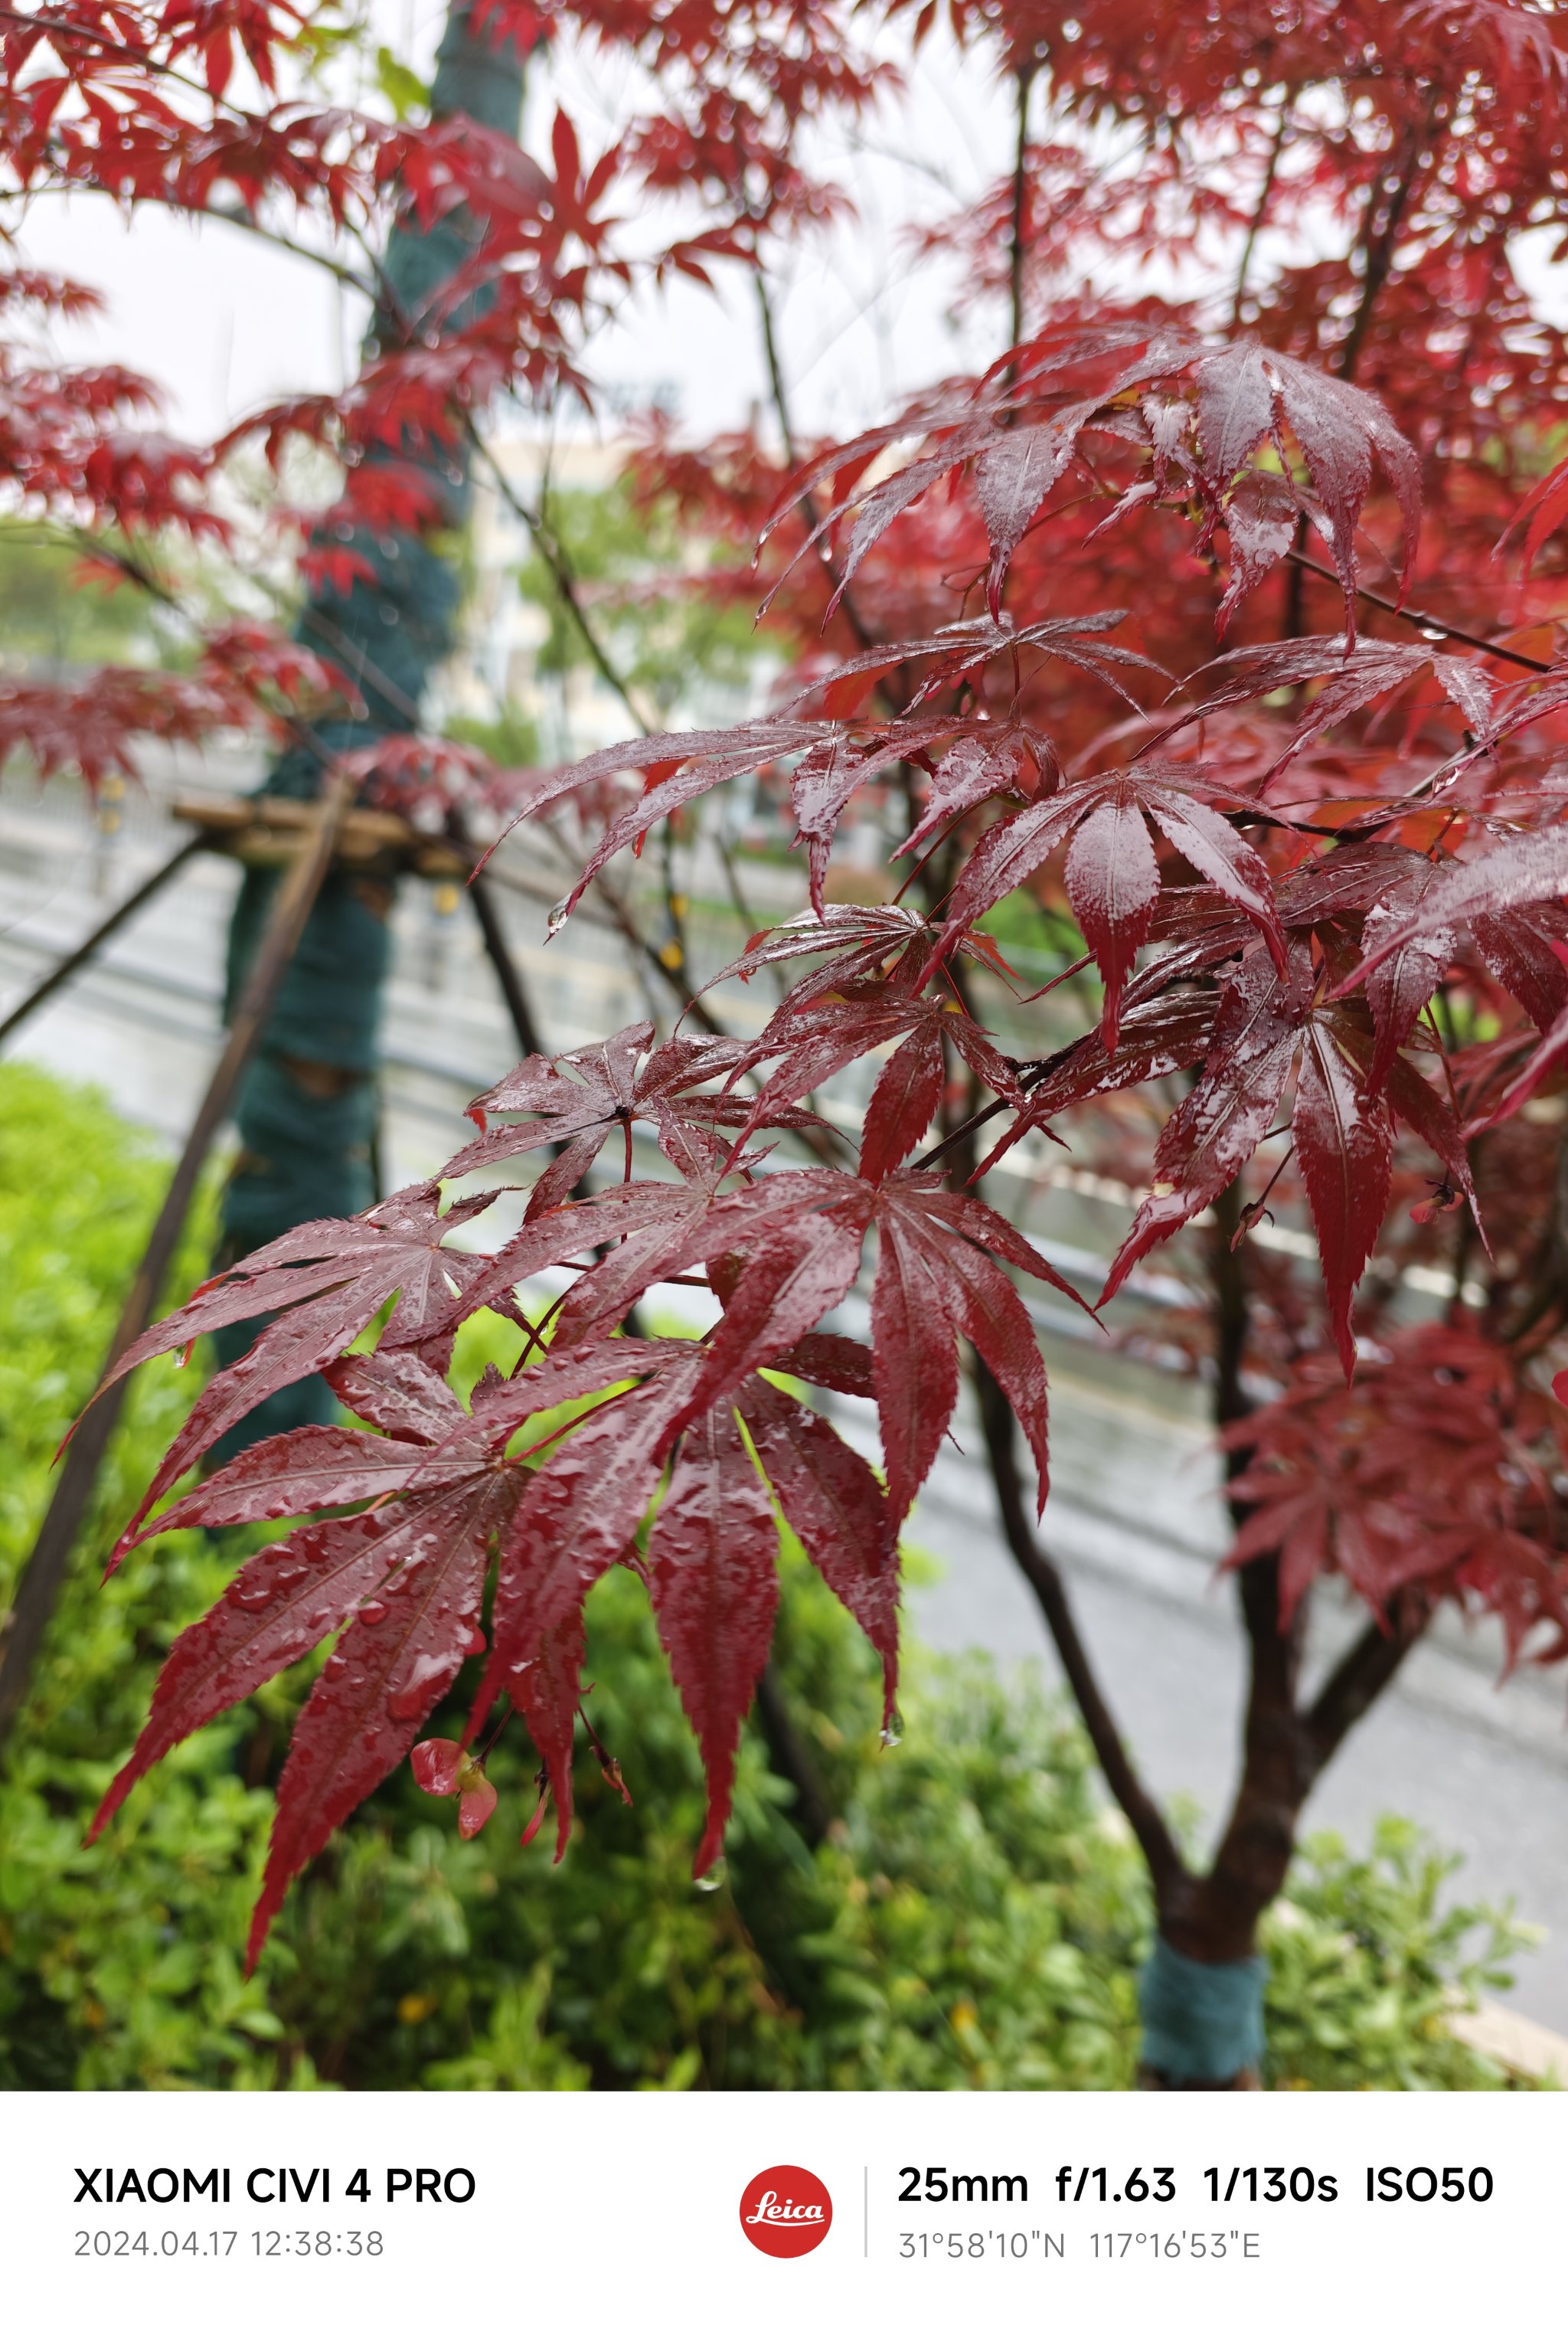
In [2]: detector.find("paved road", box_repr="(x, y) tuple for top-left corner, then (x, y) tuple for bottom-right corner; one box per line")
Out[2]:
(5, 772), (1566, 2028)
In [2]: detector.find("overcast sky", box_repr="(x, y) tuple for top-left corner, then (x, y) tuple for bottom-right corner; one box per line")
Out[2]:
(23, 11), (1568, 466)
(15, 12), (1015, 453)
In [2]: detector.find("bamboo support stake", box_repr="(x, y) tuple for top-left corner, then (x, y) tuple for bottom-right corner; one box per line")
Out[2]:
(0, 771), (356, 1750)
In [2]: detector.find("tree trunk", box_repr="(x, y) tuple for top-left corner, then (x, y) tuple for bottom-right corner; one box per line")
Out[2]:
(211, 4), (527, 1456)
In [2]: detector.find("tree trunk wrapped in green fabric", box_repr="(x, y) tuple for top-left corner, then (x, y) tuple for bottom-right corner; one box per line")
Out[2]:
(213, 6), (526, 1450)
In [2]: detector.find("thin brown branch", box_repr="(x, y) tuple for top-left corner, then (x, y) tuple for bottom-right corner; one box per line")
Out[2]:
(1302, 1610), (1423, 1776)
(1334, 107), (1437, 385)
(1287, 548), (1552, 675)
(974, 1357), (1187, 1907)
(754, 268), (800, 471)
(1229, 105), (1290, 332)
(911, 1032), (1080, 1175)
(464, 421), (656, 736)
(0, 836), (201, 1047)
(1008, 63), (1038, 355)
(753, 268), (877, 655)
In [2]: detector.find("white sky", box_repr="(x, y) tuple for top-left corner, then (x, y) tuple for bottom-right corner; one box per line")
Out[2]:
(12, 17), (1016, 452)
(24, 14), (1565, 466)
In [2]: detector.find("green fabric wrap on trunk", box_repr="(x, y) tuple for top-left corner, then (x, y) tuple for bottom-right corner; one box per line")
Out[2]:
(212, 5), (526, 1454)
(1137, 1937), (1266, 2085)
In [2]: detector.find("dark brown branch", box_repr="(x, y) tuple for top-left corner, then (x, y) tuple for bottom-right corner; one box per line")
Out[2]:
(755, 269), (801, 472)
(0, 836), (201, 1048)
(1334, 106), (1436, 386)
(1229, 106), (1290, 332)
(911, 1035), (1080, 1176)
(1210, 1179), (1254, 1442)
(466, 865), (546, 1058)
(974, 1356), (1187, 1907)
(1302, 1610), (1423, 1777)
(1008, 63), (1038, 355)
(1287, 549), (1552, 675)
(754, 270), (877, 656)
(465, 422), (657, 738)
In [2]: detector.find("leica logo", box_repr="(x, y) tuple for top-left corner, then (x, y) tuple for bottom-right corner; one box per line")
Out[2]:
(746, 2193), (824, 2226)
(738, 2166), (833, 2258)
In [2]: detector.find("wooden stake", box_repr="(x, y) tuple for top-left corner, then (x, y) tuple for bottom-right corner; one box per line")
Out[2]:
(0, 772), (355, 1750)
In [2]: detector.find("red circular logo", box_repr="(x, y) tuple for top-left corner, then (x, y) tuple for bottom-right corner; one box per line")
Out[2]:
(739, 2165), (833, 2258)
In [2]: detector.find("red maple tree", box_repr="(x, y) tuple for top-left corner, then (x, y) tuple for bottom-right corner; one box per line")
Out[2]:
(11, 0), (1568, 2083)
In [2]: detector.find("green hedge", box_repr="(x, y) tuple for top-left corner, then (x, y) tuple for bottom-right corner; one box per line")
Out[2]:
(0, 1060), (1539, 2090)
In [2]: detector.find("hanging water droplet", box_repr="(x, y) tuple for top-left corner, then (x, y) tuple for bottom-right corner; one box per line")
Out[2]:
(387, 1650), (454, 1722)
(546, 899), (570, 939)
(880, 1715), (903, 1750)
(694, 1857), (726, 1895)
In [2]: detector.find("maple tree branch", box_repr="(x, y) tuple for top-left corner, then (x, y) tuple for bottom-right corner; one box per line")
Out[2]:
(911, 1034), (1079, 1176)
(531, 813), (759, 1061)
(1007, 61), (1037, 355)
(1283, 111), (1436, 640)
(464, 421), (775, 966)
(753, 267), (877, 655)
(1334, 106), (1437, 387)
(465, 421), (658, 735)
(754, 267), (800, 471)
(1285, 548), (1553, 675)
(973, 1356), (1187, 1908)
(1301, 1609), (1423, 1777)
(0, 7), (277, 119)
(1229, 105), (1290, 332)
(464, 857), (547, 1059)
(8, 169), (380, 299)
(1210, 1178), (1254, 1441)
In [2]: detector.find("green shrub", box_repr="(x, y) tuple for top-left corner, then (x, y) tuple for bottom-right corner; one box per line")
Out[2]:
(0, 1061), (1540, 2091)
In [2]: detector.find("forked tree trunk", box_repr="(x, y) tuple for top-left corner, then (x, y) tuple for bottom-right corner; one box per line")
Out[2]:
(978, 1232), (1420, 2090)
